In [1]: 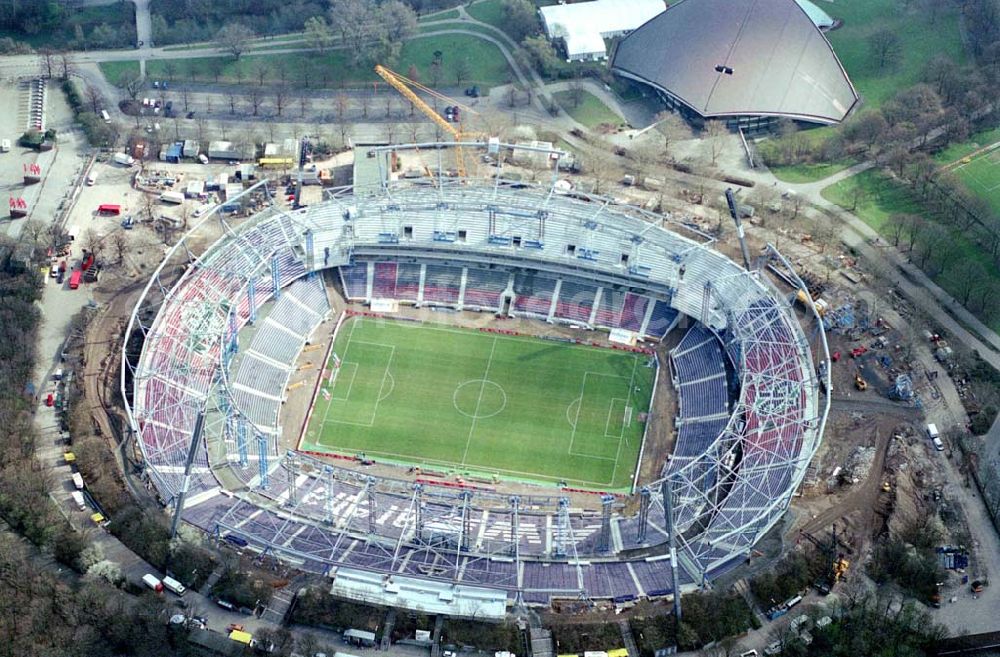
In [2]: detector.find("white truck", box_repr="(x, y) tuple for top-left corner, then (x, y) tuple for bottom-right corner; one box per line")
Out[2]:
(927, 424), (944, 451)
(162, 575), (186, 595)
(70, 490), (86, 511)
(113, 152), (134, 166)
(72, 472), (84, 490)
(142, 574), (164, 592)
(159, 191), (185, 204)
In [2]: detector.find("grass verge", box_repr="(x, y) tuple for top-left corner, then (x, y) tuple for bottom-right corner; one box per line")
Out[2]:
(553, 90), (624, 129)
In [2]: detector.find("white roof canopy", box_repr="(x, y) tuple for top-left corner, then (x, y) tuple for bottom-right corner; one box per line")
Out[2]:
(541, 0), (666, 58)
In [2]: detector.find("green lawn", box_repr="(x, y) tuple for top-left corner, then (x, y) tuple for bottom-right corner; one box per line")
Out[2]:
(553, 90), (624, 129)
(827, 0), (966, 110)
(821, 169), (924, 231)
(99, 60), (141, 85)
(822, 169), (1000, 331)
(466, 0), (506, 30)
(769, 161), (852, 184)
(301, 317), (654, 490)
(102, 33), (514, 90)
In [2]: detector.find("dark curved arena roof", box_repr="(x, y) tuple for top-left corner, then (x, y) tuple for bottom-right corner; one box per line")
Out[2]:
(610, 0), (859, 124)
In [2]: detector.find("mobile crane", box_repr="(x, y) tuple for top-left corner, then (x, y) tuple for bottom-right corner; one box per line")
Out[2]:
(373, 65), (481, 177)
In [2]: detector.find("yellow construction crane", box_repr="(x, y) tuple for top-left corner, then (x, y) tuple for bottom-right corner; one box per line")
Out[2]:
(374, 64), (481, 177)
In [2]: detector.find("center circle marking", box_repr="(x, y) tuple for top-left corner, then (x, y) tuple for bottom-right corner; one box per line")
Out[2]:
(453, 379), (508, 419)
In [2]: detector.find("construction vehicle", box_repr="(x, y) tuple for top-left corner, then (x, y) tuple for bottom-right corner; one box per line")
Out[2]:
(800, 525), (851, 594)
(374, 65), (481, 177)
(854, 372), (868, 391)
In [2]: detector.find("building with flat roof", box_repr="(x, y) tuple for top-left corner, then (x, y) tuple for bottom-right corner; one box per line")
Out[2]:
(610, 0), (858, 130)
(539, 0), (665, 61)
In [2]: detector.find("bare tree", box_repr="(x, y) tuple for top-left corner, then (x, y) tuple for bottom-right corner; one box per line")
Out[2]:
(298, 94), (311, 119)
(38, 49), (56, 79)
(653, 111), (688, 161)
(453, 58), (471, 86)
(216, 23), (255, 60)
(567, 76), (585, 108)
(272, 86), (288, 117)
(248, 88), (263, 116)
(704, 120), (727, 166)
(84, 85), (103, 114)
(208, 58), (225, 83)
(82, 227), (104, 261)
(251, 60), (269, 86)
(58, 52), (76, 80)
(118, 72), (144, 103)
(110, 231), (129, 266)
(359, 90), (370, 118)
(181, 88), (191, 112)
(20, 219), (47, 249)
(334, 93), (349, 122)
(227, 91), (239, 115)
(274, 59), (290, 86)
(382, 121), (400, 143)
(163, 61), (177, 82)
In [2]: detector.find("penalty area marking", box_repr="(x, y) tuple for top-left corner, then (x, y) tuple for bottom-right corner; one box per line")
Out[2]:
(604, 397), (628, 440)
(324, 344), (395, 428)
(331, 361), (359, 401)
(568, 370), (630, 461)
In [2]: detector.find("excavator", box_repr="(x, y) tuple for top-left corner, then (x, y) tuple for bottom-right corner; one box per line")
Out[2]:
(374, 65), (482, 178)
(854, 371), (868, 391)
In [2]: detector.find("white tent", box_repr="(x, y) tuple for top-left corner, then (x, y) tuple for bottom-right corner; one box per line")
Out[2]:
(540, 0), (666, 61)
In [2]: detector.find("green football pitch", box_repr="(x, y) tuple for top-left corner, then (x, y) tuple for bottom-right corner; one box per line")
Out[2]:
(299, 317), (656, 490)
(952, 147), (1000, 216)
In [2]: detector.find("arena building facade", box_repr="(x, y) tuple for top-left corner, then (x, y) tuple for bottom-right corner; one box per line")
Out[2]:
(122, 142), (830, 616)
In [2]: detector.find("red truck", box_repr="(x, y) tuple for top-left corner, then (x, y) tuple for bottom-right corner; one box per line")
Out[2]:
(68, 270), (82, 290)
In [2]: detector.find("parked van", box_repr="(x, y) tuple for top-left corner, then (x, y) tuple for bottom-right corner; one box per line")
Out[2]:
(100, 110), (111, 123)
(0, 139), (10, 152)
(86, 170), (97, 186)
(933, 436), (945, 451)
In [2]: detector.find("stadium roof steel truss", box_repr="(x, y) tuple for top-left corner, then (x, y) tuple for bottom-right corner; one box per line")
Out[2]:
(123, 143), (829, 604)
